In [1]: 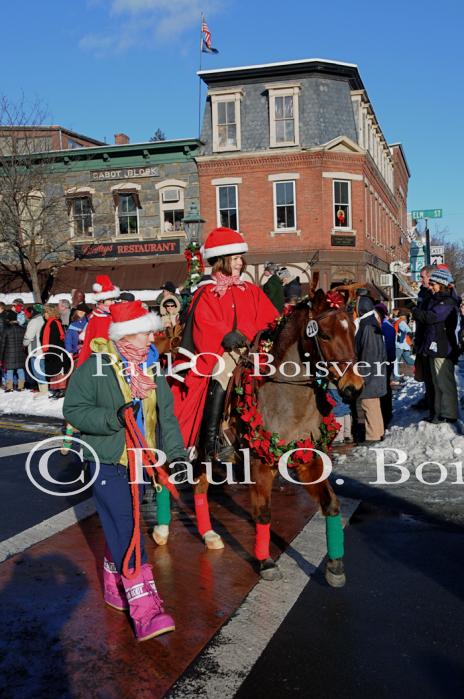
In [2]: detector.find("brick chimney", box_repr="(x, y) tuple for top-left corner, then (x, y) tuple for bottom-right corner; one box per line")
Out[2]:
(114, 133), (130, 145)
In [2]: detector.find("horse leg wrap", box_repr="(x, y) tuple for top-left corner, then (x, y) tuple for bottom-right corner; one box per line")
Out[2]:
(194, 494), (212, 536)
(156, 486), (171, 526)
(255, 523), (271, 561)
(325, 514), (344, 560)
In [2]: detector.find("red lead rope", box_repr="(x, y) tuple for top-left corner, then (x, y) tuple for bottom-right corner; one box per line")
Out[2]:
(122, 408), (180, 579)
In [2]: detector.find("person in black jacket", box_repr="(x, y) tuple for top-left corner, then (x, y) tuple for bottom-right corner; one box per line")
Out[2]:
(354, 294), (387, 443)
(277, 267), (302, 304)
(412, 268), (460, 423)
(0, 310), (26, 391)
(40, 306), (70, 399)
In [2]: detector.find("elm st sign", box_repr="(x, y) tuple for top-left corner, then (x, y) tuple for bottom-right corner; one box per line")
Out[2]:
(410, 209), (443, 220)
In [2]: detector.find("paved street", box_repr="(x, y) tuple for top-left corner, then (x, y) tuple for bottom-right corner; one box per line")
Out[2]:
(1, 411), (463, 698)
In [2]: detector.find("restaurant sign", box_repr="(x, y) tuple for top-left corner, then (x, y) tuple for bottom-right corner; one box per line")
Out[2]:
(74, 238), (180, 259)
(90, 167), (160, 181)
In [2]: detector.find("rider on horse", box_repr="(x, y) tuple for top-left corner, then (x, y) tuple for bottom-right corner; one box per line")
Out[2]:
(171, 226), (279, 460)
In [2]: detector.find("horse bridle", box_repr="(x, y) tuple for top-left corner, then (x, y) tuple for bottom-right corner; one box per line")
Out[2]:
(264, 303), (356, 386)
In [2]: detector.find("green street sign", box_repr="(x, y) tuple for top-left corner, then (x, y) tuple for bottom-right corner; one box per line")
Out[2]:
(410, 209), (443, 220)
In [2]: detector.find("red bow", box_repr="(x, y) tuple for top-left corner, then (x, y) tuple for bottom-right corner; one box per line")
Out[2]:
(326, 291), (344, 309)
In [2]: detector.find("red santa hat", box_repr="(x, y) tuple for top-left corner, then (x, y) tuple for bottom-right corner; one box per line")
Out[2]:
(108, 300), (163, 341)
(201, 227), (248, 260)
(92, 275), (120, 302)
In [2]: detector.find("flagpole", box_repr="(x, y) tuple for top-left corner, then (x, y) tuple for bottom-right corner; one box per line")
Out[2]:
(198, 12), (203, 139)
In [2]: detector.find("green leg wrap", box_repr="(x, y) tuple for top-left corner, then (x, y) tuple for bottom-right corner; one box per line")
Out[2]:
(325, 513), (344, 560)
(156, 486), (171, 526)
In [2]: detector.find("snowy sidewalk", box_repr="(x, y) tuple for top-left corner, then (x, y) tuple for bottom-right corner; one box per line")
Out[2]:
(0, 390), (64, 419)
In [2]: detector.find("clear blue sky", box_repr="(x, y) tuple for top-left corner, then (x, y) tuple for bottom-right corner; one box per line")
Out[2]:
(2, 0), (463, 241)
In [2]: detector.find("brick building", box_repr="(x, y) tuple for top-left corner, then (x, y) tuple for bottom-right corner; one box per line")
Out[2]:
(0, 125), (104, 154)
(196, 58), (410, 292)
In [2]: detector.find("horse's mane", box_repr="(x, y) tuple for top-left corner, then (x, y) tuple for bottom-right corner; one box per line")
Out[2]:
(272, 301), (310, 365)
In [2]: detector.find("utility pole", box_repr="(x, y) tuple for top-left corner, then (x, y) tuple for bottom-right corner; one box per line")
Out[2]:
(425, 218), (431, 265)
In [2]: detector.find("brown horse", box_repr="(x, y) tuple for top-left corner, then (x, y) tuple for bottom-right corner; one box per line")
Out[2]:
(156, 286), (364, 584)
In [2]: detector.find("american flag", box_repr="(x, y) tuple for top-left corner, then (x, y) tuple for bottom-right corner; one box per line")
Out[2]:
(201, 18), (219, 54)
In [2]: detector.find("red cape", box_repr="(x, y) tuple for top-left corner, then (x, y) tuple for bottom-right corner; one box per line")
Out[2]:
(171, 281), (278, 446)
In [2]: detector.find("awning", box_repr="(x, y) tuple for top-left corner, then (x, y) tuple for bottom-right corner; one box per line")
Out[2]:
(394, 271), (417, 300)
(51, 256), (188, 295)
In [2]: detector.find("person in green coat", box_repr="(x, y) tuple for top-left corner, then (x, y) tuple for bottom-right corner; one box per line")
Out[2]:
(63, 300), (187, 642)
(262, 261), (284, 313)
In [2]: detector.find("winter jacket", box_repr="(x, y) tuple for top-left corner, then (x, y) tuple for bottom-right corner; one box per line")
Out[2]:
(283, 277), (302, 303)
(412, 291), (459, 360)
(63, 339), (187, 465)
(380, 319), (396, 363)
(0, 323), (26, 370)
(40, 318), (70, 378)
(355, 311), (387, 399)
(413, 286), (432, 352)
(23, 315), (45, 354)
(262, 274), (284, 313)
(0, 313), (6, 345)
(65, 316), (88, 357)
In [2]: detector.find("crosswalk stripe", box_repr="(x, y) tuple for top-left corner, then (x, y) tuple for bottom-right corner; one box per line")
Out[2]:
(0, 499), (96, 563)
(168, 497), (360, 699)
(0, 440), (55, 459)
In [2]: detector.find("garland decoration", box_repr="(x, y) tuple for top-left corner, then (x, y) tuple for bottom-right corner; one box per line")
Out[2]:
(235, 366), (341, 468)
(183, 241), (204, 290)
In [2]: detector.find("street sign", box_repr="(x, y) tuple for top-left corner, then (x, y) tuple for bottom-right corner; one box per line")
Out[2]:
(410, 209), (443, 219)
(430, 245), (445, 266)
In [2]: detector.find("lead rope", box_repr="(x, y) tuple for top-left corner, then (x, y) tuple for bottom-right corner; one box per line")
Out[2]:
(122, 408), (180, 579)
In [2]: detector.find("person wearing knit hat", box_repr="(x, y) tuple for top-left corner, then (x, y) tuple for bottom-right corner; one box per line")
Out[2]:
(262, 262), (284, 312)
(170, 226), (278, 549)
(23, 304), (47, 394)
(77, 275), (120, 366)
(412, 269), (460, 422)
(64, 300), (186, 641)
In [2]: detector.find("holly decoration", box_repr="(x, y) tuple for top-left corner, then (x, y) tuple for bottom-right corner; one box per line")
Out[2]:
(336, 208), (346, 225)
(183, 241), (205, 290)
(235, 365), (341, 468)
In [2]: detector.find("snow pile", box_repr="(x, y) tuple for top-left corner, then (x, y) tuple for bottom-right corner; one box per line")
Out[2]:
(0, 391), (64, 419)
(0, 289), (163, 305)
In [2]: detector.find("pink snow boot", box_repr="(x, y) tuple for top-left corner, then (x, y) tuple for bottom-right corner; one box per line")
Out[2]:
(103, 550), (129, 611)
(121, 564), (175, 642)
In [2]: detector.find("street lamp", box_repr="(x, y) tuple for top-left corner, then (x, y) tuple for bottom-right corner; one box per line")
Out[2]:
(182, 202), (205, 245)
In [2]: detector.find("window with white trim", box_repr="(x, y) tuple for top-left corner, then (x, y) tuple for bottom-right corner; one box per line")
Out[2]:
(269, 86), (300, 147)
(217, 185), (238, 230)
(157, 181), (186, 234)
(274, 181), (296, 230)
(71, 196), (93, 237)
(117, 193), (139, 236)
(333, 180), (351, 229)
(211, 91), (242, 152)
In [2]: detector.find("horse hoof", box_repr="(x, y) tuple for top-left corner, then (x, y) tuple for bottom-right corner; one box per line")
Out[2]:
(259, 559), (282, 581)
(152, 525), (169, 546)
(203, 530), (224, 550)
(325, 558), (346, 588)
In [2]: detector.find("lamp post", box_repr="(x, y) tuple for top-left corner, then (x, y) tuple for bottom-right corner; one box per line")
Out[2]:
(182, 201), (205, 245)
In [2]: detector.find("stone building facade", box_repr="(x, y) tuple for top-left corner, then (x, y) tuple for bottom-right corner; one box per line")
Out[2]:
(11, 138), (201, 294)
(196, 59), (410, 292)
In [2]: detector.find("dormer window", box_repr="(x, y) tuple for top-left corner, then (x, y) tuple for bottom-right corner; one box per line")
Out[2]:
(211, 89), (243, 152)
(268, 84), (301, 148)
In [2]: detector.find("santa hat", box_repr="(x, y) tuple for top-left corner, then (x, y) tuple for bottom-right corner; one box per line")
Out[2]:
(108, 300), (163, 341)
(201, 227), (248, 260)
(93, 275), (120, 302)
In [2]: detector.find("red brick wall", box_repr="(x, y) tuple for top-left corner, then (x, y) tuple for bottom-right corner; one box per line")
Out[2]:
(198, 149), (404, 268)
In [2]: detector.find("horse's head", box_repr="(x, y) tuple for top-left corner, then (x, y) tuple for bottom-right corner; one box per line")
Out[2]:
(303, 288), (364, 401)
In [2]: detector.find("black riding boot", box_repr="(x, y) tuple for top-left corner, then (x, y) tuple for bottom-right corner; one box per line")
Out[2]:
(200, 380), (235, 461)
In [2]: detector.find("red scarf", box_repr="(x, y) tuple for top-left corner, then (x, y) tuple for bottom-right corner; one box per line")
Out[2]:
(116, 340), (155, 399)
(42, 317), (64, 352)
(213, 272), (245, 298)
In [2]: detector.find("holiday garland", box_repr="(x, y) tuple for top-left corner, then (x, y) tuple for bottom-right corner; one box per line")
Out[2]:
(235, 367), (340, 468)
(234, 303), (341, 467)
(183, 241), (205, 290)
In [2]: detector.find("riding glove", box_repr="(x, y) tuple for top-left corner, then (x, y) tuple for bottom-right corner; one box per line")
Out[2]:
(222, 330), (248, 351)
